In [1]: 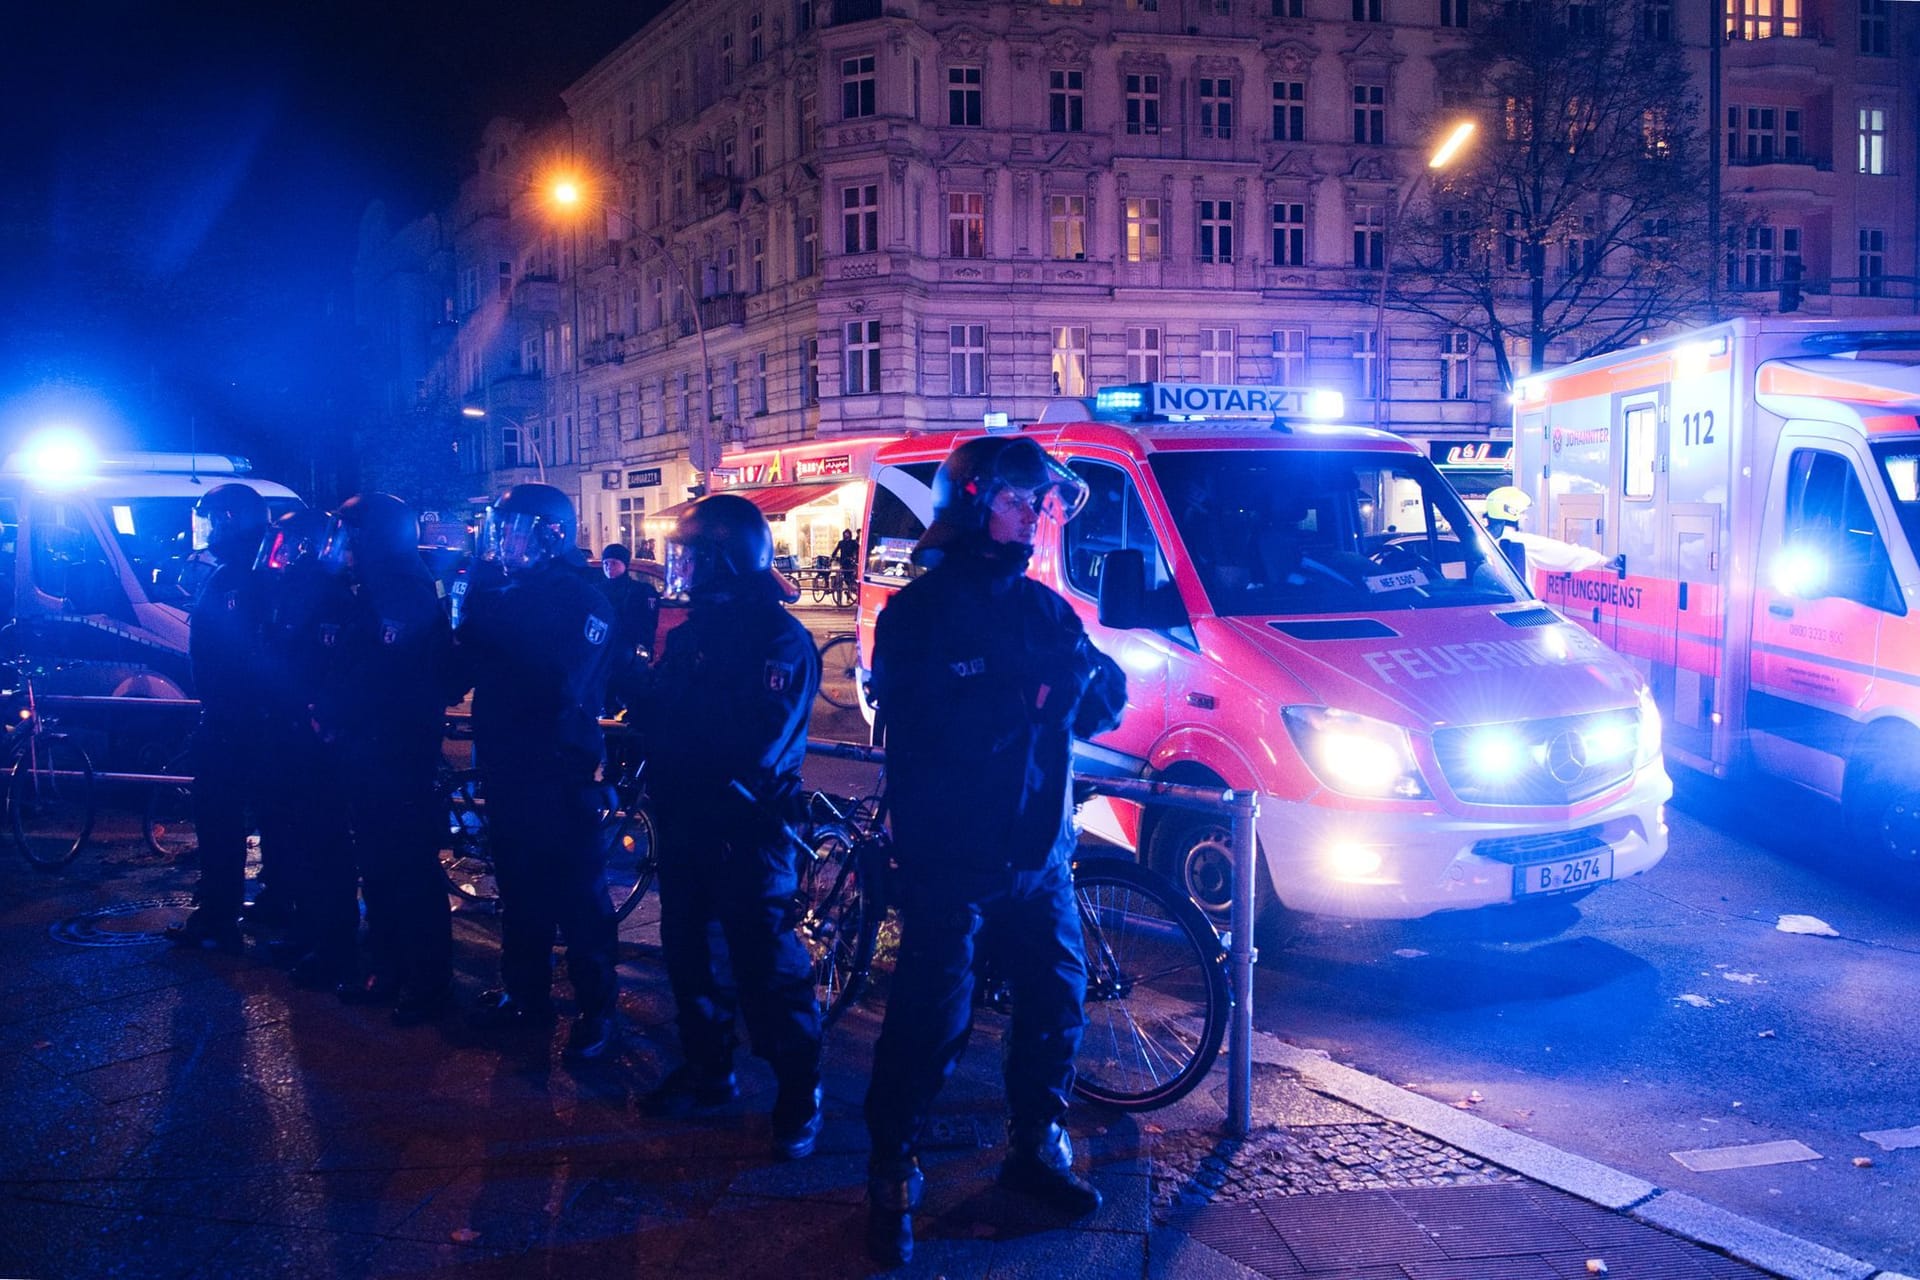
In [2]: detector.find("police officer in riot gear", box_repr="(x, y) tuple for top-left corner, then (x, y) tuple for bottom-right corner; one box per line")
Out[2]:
(456, 483), (622, 1059)
(166, 482), (273, 952)
(254, 509), (357, 988)
(862, 436), (1127, 1265)
(637, 494), (824, 1160)
(319, 493), (456, 1025)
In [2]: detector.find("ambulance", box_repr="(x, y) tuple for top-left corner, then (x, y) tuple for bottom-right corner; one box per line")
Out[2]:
(855, 382), (1671, 929)
(1511, 317), (1920, 862)
(0, 441), (304, 700)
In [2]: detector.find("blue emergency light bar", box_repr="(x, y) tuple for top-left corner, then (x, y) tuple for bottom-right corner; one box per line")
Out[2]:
(1093, 382), (1344, 424)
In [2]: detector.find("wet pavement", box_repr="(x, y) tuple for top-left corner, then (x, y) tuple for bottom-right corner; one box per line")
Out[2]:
(0, 790), (1877, 1279)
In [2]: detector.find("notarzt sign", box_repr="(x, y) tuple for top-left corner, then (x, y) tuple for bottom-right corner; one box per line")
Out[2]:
(1095, 381), (1343, 421)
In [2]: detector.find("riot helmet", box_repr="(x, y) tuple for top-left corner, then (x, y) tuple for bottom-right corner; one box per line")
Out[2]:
(192, 483), (270, 566)
(321, 492), (419, 571)
(484, 483), (576, 572)
(665, 493), (773, 597)
(921, 436), (1088, 552)
(255, 508), (333, 574)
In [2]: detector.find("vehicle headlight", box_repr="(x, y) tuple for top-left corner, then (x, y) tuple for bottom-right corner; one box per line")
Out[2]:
(1283, 706), (1431, 800)
(1634, 686), (1662, 767)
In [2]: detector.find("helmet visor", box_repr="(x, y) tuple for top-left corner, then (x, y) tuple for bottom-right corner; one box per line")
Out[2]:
(985, 449), (1089, 525)
(488, 511), (552, 572)
(663, 537), (704, 596)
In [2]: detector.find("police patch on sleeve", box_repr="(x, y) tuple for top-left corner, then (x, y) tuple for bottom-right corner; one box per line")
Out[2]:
(585, 613), (609, 646)
(765, 659), (795, 692)
(381, 620), (401, 645)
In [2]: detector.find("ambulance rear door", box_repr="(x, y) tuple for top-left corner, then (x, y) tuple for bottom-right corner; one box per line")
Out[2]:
(1748, 428), (1900, 797)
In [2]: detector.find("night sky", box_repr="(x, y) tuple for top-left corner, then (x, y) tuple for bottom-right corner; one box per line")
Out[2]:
(1, 1), (665, 496)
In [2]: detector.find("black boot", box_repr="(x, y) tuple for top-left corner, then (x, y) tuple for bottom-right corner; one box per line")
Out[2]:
(163, 908), (242, 955)
(770, 1080), (823, 1161)
(641, 1062), (740, 1117)
(999, 1122), (1101, 1217)
(865, 1161), (923, 1267)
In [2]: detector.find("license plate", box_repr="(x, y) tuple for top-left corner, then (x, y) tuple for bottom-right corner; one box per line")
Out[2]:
(1513, 848), (1613, 897)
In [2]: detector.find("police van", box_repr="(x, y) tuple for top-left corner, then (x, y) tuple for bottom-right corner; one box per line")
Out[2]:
(855, 382), (1671, 929)
(0, 443), (304, 699)
(1511, 317), (1920, 862)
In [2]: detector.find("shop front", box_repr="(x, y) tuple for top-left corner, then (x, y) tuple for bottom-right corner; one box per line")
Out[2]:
(581, 457), (699, 564)
(642, 436), (895, 573)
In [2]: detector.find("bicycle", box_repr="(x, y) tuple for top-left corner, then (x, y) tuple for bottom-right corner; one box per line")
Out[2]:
(807, 564), (858, 608)
(816, 632), (860, 711)
(0, 651), (98, 868)
(437, 753), (659, 922)
(800, 793), (1230, 1111)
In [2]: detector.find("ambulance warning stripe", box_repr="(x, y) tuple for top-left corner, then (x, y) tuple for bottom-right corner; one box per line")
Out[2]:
(1749, 641), (1920, 691)
(1532, 349), (1733, 407)
(1757, 363), (1920, 410)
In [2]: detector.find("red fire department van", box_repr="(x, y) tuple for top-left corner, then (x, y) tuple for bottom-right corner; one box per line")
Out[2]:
(854, 382), (1671, 929)
(1511, 317), (1920, 862)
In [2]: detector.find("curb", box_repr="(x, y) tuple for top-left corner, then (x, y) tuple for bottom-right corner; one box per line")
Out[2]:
(1248, 1032), (1907, 1280)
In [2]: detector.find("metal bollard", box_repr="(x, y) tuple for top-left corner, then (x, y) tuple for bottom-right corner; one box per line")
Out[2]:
(1226, 789), (1259, 1138)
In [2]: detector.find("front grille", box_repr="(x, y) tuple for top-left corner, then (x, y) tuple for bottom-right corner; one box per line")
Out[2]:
(1431, 709), (1638, 805)
(1472, 825), (1608, 866)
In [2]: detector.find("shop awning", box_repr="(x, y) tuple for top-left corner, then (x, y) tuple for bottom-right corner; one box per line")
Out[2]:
(739, 484), (842, 518)
(641, 484), (842, 529)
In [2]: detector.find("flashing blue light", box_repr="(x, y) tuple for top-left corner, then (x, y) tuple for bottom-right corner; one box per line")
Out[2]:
(15, 429), (98, 483)
(1095, 385), (1147, 416)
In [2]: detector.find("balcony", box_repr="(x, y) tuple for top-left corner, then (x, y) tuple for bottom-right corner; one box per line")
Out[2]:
(699, 293), (747, 330)
(512, 276), (560, 316)
(827, 0), (883, 25)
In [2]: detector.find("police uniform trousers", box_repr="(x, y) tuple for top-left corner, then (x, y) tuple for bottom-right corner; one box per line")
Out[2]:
(189, 723), (265, 920)
(261, 722), (354, 964)
(341, 746), (451, 994)
(483, 769), (617, 1017)
(864, 854), (1086, 1172)
(653, 800), (822, 1086)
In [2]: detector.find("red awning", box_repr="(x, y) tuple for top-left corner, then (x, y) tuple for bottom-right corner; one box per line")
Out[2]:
(737, 484), (845, 518)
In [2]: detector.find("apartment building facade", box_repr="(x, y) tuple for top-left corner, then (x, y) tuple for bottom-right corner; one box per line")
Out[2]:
(360, 0), (1917, 554)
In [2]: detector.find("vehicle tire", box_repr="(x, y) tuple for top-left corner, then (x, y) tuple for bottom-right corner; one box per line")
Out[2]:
(817, 635), (860, 711)
(1844, 745), (1920, 864)
(438, 769), (498, 904)
(797, 823), (880, 1028)
(1144, 802), (1296, 949)
(11, 735), (96, 868)
(1071, 856), (1230, 1111)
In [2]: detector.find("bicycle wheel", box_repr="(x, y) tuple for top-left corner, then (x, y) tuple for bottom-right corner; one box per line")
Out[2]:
(603, 803), (658, 922)
(817, 635), (860, 711)
(797, 824), (880, 1027)
(1071, 857), (1230, 1111)
(145, 777), (197, 858)
(438, 769), (497, 904)
(831, 576), (856, 608)
(11, 734), (96, 868)
(809, 576), (829, 605)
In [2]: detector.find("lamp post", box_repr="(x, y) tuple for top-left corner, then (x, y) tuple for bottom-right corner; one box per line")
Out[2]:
(1372, 120), (1477, 433)
(461, 405), (546, 482)
(549, 178), (724, 478)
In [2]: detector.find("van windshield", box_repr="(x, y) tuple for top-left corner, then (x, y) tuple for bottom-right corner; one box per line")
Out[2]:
(106, 496), (301, 607)
(1148, 449), (1528, 616)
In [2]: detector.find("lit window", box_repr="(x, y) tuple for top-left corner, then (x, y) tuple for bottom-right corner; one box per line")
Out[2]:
(1124, 197), (1163, 262)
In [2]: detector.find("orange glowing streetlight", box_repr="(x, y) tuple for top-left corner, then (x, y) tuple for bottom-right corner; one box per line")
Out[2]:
(1373, 120), (1479, 431)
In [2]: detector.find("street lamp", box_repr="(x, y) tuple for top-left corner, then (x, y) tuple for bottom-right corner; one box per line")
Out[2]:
(1372, 120), (1477, 432)
(546, 175), (724, 477)
(461, 405), (546, 482)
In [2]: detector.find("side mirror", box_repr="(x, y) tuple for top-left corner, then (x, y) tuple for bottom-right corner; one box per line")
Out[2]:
(1499, 537), (1528, 578)
(1097, 548), (1147, 630)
